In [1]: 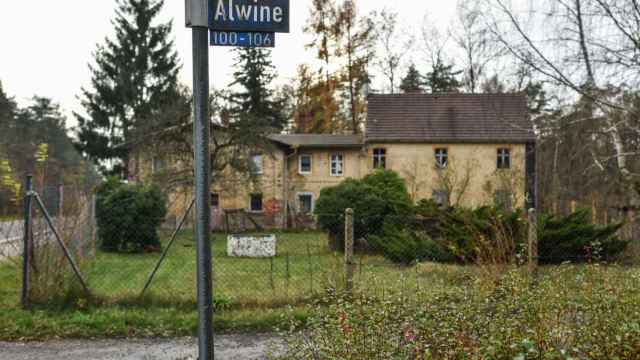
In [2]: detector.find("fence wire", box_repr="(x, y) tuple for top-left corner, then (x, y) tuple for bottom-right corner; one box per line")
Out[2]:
(2, 183), (640, 309)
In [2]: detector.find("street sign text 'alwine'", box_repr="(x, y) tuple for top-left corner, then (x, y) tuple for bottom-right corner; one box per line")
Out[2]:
(209, 0), (290, 33)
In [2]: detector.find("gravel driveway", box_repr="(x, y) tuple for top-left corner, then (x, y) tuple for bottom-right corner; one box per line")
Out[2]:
(0, 334), (283, 360)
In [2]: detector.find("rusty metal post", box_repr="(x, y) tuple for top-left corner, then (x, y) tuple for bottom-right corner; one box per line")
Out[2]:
(345, 208), (354, 295)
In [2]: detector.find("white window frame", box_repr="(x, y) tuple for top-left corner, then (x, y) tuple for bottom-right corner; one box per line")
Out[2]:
(251, 154), (264, 175)
(297, 192), (315, 214)
(298, 153), (312, 175)
(435, 148), (448, 169)
(373, 148), (387, 169)
(497, 148), (511, 169)
(330, 153), (344, 177)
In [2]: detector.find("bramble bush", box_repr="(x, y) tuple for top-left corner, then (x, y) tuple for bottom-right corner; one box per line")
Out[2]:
(280, 265), (640, 359)
(95, 178), (167, 253)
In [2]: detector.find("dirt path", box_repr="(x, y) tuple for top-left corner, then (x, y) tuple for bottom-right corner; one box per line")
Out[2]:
(0, 333), (283, 360)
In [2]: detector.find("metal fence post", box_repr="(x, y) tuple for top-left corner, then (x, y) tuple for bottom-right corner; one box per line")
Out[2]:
(57, 183), (64, 219)
(345, 208), (354, 295)
(528, 208), (538, 276)
(21, 175), (33, 308)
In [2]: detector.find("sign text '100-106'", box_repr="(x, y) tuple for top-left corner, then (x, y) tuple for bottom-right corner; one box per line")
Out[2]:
(210, 31), (275, 48)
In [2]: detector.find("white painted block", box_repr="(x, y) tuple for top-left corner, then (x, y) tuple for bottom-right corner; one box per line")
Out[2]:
(227, 234), (276, 258)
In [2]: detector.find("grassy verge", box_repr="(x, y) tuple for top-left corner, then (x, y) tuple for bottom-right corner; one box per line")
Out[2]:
(0, 303), (310, 341)
(279, 264), (640, 359)
(0, 215), (19, 221)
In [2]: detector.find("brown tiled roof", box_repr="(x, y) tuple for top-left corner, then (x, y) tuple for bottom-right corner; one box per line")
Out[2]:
(268, 134), (363, 148)
(366, 93), (535, 143)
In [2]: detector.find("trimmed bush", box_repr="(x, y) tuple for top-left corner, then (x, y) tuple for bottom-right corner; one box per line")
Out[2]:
(95, 178), (167, 253)
(314, 170), (413, 251)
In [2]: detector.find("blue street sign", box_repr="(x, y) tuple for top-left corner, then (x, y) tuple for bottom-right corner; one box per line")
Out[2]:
(209, 0), (289, 33)
(210, 31), (275, 48)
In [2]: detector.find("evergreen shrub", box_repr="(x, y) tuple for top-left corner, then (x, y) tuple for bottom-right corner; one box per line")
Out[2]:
(95, 178), (166, 253)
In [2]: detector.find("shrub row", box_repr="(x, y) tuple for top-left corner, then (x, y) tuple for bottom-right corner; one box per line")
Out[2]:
(316, 170), (627, 265)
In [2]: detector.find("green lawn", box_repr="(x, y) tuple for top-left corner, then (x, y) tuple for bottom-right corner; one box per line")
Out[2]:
(68, 230), (448, 307)
(81, 230), (340, 306)
(3, 235), (639, 343)
(0, 230), (454, 339)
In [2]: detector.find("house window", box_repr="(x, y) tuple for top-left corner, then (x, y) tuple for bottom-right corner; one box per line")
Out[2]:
(330, 154), (344, 177)
(373, 148), (386, 169)
(299, 154), (312, 175)
(495, 190), (512, 211)
(211, 193), (220, 209)
(432, 190), (449, 206)
(497, 148), (511, 169)
(297, 193), (314, 214)
(152, 157), (165, 174)
(250, 194), (263, 212)
(435, 148), (448, 168)
(251, 154), (263, 174)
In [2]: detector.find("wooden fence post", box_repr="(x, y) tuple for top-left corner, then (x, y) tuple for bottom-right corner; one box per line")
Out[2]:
(345, 208), (354, 295)
(528, 208), (538, 276)
(570, 200), (577, 214)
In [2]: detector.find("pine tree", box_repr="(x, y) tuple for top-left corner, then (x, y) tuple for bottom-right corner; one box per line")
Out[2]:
(74, 0), (181, 178)
(399, 64), (425, 93)
(425, 56), (462, 93)
(229, 48), (286, 131)
(0, 81), (15, 136)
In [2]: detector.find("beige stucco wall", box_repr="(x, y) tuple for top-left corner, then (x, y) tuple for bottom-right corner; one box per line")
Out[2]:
(366, 143), (527, 208)
(134, 141), (528, 229)
(212, 150), (286, 210)
(285, 148), (365, 213)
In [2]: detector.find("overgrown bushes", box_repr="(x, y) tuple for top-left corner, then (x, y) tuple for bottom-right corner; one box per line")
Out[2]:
(280, 266), (640, 359)
(370, 201), (524, 264)
(538, 209), (626, 263)
(371, 201), (627, 265)
(316, 170), (627, 265)
(95, 178), (167, 253)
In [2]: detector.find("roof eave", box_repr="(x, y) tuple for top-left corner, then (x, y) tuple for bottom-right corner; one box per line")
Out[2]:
(365, 138), (536, 145)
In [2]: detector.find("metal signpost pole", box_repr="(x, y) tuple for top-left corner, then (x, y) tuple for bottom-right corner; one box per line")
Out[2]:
(186, 1), (213, 359)
(186, 1), (290, 357)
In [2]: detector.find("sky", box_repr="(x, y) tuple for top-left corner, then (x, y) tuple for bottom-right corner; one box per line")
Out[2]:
(0, 1), (458, 125)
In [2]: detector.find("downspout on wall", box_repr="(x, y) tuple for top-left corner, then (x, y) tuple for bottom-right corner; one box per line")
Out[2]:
(525, 141), (537, 210)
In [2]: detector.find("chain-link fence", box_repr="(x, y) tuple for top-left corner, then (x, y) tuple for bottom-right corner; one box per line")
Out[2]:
(2, 179), (639, 310)
(2, 179), (347, 308)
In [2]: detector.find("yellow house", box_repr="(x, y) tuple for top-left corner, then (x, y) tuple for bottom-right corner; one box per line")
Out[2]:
(133, 93), (536, 230)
